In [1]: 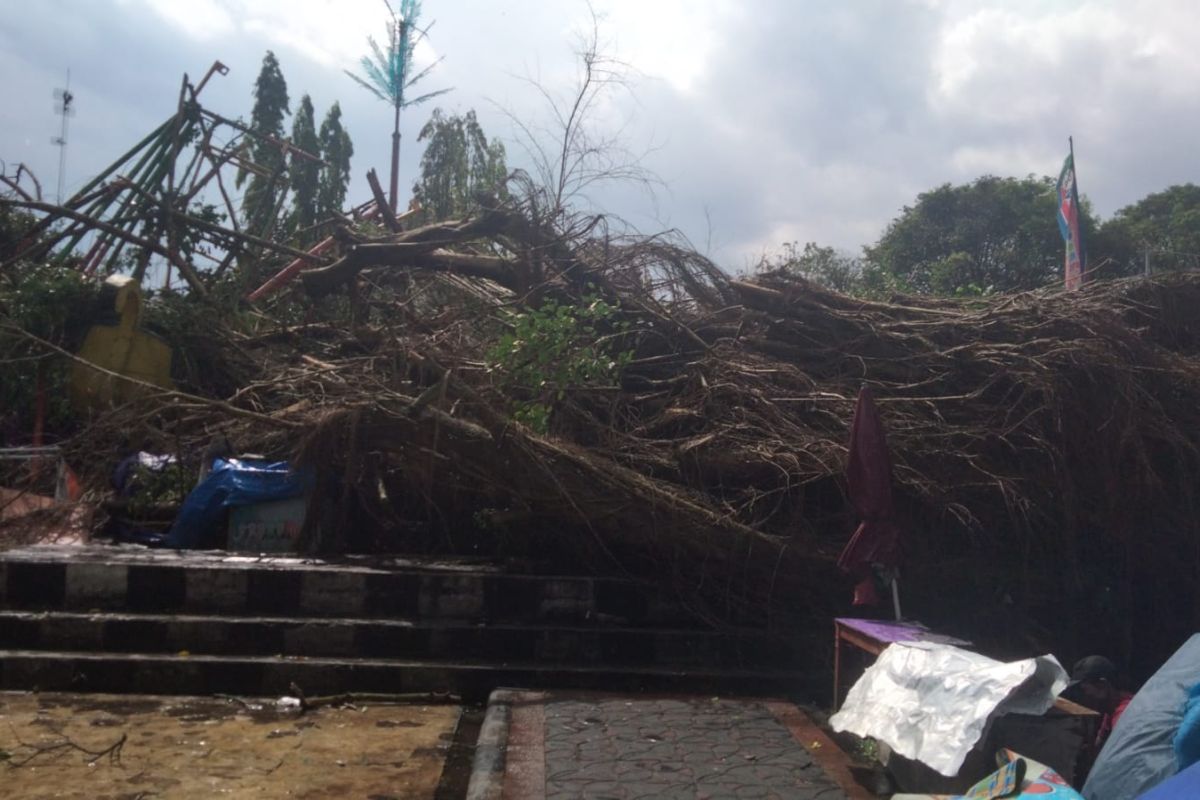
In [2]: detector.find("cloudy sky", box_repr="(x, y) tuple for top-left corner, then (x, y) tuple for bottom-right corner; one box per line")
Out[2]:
(2, 0), (1198, 269)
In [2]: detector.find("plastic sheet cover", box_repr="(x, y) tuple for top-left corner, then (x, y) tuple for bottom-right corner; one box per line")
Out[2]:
(1082, 634), (1200, 800)
(166, 458), (311, 549)
(830, 641), (1068, 776)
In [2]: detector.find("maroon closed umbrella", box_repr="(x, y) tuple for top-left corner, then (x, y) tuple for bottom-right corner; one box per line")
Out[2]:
(837, 385), (904, 618)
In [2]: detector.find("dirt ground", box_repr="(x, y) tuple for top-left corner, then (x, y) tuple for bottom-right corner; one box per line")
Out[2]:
(0, 691), (461, 799)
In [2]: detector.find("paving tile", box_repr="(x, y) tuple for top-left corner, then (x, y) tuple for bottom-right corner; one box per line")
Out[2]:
(536, 696), (847, 799)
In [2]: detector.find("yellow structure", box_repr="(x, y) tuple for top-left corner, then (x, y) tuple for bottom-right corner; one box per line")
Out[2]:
(70, 275), (174, 412)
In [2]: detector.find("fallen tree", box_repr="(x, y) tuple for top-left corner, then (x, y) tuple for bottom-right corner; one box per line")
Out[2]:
(9, 189), (1200, 675)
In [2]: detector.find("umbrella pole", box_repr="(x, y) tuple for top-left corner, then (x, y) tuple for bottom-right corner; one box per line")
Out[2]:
(891, 574), (902, 621)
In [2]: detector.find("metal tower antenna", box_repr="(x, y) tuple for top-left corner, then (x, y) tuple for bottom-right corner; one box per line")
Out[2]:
(52, 69), (75, 204)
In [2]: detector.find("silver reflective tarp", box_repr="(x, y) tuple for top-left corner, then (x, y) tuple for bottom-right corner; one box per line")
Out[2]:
(830, 641), (1068, 776)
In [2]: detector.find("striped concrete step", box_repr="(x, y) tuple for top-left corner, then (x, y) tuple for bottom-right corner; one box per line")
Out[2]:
(0, 649), (818, 698)
(0, 610), (797, 669)
(0, 545), (698, 627)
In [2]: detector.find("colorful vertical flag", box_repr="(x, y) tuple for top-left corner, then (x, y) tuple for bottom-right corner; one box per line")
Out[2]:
(1057, 150), (1086, 290)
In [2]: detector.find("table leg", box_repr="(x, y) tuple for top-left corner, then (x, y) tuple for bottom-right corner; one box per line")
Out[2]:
(833, 625), (842, 712)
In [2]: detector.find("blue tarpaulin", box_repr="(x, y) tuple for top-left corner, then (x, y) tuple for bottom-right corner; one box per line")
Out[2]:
(1173, 682), (1200, 771)
(1138, 760), (1200, 799)
(166, 459), (310, 550)
(1084, 634), (1200, 800)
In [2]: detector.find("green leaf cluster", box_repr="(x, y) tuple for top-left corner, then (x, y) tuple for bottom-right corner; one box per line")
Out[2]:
(0, 262), (99, 438)
(124, 459), (190, 516)
(488, 295), (634, 434)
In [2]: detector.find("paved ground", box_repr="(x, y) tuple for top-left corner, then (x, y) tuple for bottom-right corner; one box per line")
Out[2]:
(492, 691), (869, 800)
(0, 691), (461, 799)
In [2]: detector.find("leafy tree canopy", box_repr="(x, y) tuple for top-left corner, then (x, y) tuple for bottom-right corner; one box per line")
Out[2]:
(0, 204), (37, 262)
(289, 94), (321, 241)
(412, 108), (508, 220)
(772, 242), (863, 294)
(866, 175), (1099, 295)
(316, 103), (354, 221)
(767, 242), (909, 299)
(1094, 184), (1200, 276)
(238, 51), (291, 235)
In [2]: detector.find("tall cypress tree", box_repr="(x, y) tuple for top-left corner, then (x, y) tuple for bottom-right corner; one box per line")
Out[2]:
(289, 94), (321, 242)
(413, 108), (507, 220)
(316, 103), (354, 220)
(237, 51), (290, 236)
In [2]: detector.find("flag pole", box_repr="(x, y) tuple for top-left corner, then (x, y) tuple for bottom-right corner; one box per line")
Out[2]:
(1070, 136), (1087, 281)
(1068, 136), (1074, 287)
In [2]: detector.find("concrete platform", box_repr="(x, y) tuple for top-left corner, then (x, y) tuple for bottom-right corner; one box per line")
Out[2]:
(0, 544), (818, 698)
(0, 609), (798, 668)
(0, 544), (695, 625)
(0, 649), (809, 698)
(467, 689), (873, 799)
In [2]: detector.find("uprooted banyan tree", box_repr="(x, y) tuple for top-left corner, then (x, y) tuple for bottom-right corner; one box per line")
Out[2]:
(6, 125), (1200, 675)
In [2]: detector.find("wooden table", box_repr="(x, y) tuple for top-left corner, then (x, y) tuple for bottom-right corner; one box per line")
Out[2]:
(832, 617), (1100, 787)
(833, 617), (972, 710)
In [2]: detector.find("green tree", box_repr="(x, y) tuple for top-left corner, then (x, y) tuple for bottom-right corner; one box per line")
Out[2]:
(0, 263), (98, 440)
(412, 109), (507, 220)
(346, 0), (451, 210)
(237, 51), (291, 236)
(0, 204), (37, 262)
(768, 241), (907, 299)
(774, 242), (862, 293)
(1095, 184), (1200, 276)
(488, 294), (633, 434)
(866, 175), (1099, 295)
(316, 103), (354, 220)
(288, 94), (321, 242)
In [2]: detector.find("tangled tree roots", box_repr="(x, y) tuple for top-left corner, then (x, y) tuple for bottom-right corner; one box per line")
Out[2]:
(38, 200), (1200, 674)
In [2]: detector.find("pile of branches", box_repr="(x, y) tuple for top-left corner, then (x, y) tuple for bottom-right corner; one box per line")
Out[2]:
(42, 196), (1200, 670)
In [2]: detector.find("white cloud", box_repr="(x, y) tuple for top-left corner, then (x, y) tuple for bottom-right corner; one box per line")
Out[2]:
(597, 0), (738, 93)
(134, 0), (236, 41)
(930, 2), (1200, 121)
(130, 0), (386, 65)
(7, 0), (1200, 264)
(949, 143), (1056, 178)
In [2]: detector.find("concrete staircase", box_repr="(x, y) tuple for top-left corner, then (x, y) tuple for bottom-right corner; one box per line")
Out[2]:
(0, 545), (812, 697)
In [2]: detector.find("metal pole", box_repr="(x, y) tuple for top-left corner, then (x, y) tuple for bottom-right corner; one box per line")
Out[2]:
(891, 574), (902, 621)
(55, 70), (72, 204)
(1069, 136), (1087, 283)
(391, 103), (401, 212)
(389, 17), (405, 211)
